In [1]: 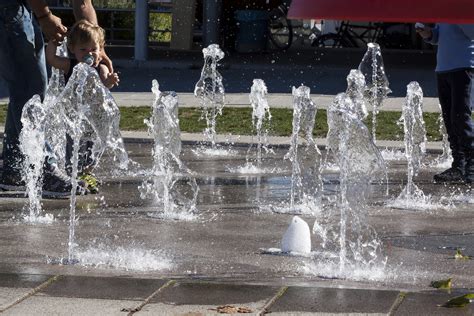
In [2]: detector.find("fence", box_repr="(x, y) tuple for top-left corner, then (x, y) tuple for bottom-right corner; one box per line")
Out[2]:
(48, 4), (173, 45)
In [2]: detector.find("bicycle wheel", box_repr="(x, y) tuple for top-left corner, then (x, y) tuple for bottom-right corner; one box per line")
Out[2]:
(311, 33), (352, 48)
(268, 15), (293, 51)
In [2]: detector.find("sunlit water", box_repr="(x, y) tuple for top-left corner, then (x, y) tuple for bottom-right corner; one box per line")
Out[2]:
(50, 244), (173, 271)
(389, 82), (437, 211)
(358, 43), (391, 144)
(194, 44), (225, 150)
(139, 80), (199, 220)
(248, 79), (272, 169)
(324, 69), (387, 273)
(284, 85), (322, 212)
(381, 147), (406, 161)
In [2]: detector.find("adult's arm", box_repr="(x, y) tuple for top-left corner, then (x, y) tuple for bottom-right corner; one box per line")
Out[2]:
(72, 0), (97, 25)
(27, 0), (67, 43)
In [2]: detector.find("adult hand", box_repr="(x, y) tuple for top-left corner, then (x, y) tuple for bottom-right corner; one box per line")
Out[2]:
(416, 25), (432, 39)
(38, 13), (68, 44)
(98, 49), (114, 73)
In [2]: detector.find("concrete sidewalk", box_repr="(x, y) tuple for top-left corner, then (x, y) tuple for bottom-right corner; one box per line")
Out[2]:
(1, 92), (441, 113)
(110, 92), (441, 112)
(1, 48), (440, 109)
(2, 274), (472, 315)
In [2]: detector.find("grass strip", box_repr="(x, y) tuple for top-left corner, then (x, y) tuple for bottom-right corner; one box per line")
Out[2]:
(119, 106), (444, 141)
(0, 104), (444, 141)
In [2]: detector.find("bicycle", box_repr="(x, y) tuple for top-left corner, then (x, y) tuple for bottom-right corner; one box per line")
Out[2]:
(266, 0), (293, 51)
(311, 21), (382, 48)
(311, 21), (413, 49)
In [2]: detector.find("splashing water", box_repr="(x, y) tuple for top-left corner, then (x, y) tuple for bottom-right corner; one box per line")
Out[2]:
(19, 96), (47, 221)
(74, 244), (173, 271)
(18, 42), (70, 223)
(248, 79), (272, 170)
(381, 147), (405, 161)
(358, 43), (391, 143)
(392, 82), (428, 209)
(283, 85), (322, 213)
(139, 80), (199, 220)
(194, 44), (225, 150)
(429, 105), (452, 169)
(324, 69), (387, 273)
(51, 63), (129, 262)
(44, 41), (69, 169)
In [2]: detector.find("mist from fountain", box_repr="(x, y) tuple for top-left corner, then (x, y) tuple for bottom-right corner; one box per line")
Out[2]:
(139, 80), (199, 220)
(194, 44), (226, 152)
(358, 43), (391, 144)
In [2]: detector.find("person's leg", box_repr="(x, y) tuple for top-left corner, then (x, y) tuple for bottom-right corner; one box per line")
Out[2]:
(449, 69), (474, 183)
(433, 71), (465, 182)
(0, 3), (47, 186)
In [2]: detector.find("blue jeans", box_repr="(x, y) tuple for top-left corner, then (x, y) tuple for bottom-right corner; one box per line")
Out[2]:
(0, 1), (47, 175)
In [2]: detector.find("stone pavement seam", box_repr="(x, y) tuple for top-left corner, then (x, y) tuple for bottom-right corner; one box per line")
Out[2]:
(124, 279), (176, 316)
(258, 286), (288, 315)
(0, 275), (60, 313)
(388, 291), (407, 316)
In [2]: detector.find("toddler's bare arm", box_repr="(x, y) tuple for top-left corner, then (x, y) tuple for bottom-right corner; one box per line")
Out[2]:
(45, 42), (71, 73)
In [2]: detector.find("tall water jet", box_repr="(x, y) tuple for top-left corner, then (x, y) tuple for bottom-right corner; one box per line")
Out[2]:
(249, 79), (271, 169)
(358, 43), (391, 143)
(44, 41), (69, 169)
(53, 63), (129, 262)
(139, 80), (198, 220)
(284, 85), (322, 213)
(395, 82), (427, 207)
(194, 44), (225, 149)
(430, 105), (452, 168)
(19, 96), (47, 221)
(324, 69), (386, 273)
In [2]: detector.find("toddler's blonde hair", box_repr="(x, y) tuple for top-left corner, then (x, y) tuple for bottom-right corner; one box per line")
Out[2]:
(68, 19), (105, 48)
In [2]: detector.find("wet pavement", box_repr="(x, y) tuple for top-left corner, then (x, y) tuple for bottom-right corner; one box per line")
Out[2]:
(1, 138), (473, 315)
(0, 47), (472, 314)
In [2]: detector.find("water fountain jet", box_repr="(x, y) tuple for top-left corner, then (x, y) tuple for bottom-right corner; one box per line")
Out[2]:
(194, 44), (226, 152)
(139, 80), (199, 220)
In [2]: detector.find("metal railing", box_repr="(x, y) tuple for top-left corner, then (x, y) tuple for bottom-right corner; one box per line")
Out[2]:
(48, 5), (172, 45)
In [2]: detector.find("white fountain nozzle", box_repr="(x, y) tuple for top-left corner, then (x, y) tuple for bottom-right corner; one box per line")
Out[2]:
(84, 54), (95, 66)
(281, 216), (311, 254)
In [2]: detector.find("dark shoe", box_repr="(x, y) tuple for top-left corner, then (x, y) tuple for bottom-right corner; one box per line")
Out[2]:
(0, 170), (26, 191)
(42, 164), (86, 198)
(433, 167), (465, 183)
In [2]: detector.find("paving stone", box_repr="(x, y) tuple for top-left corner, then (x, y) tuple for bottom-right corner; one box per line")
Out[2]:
(137, 301), (265, 315)
(39, 275), (168, 301)
(0, 273), (51, 288)
(150, 281), (280, 306)
(0, 287), (32, 311)
(387, 234), (474, 256)
(2, 296), (137, 316)
(268, 286), (399, 314)
(394, 291), (474, 315)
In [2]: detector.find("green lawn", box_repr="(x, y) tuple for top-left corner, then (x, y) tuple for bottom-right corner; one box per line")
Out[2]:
(0, 104), (444, 141)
